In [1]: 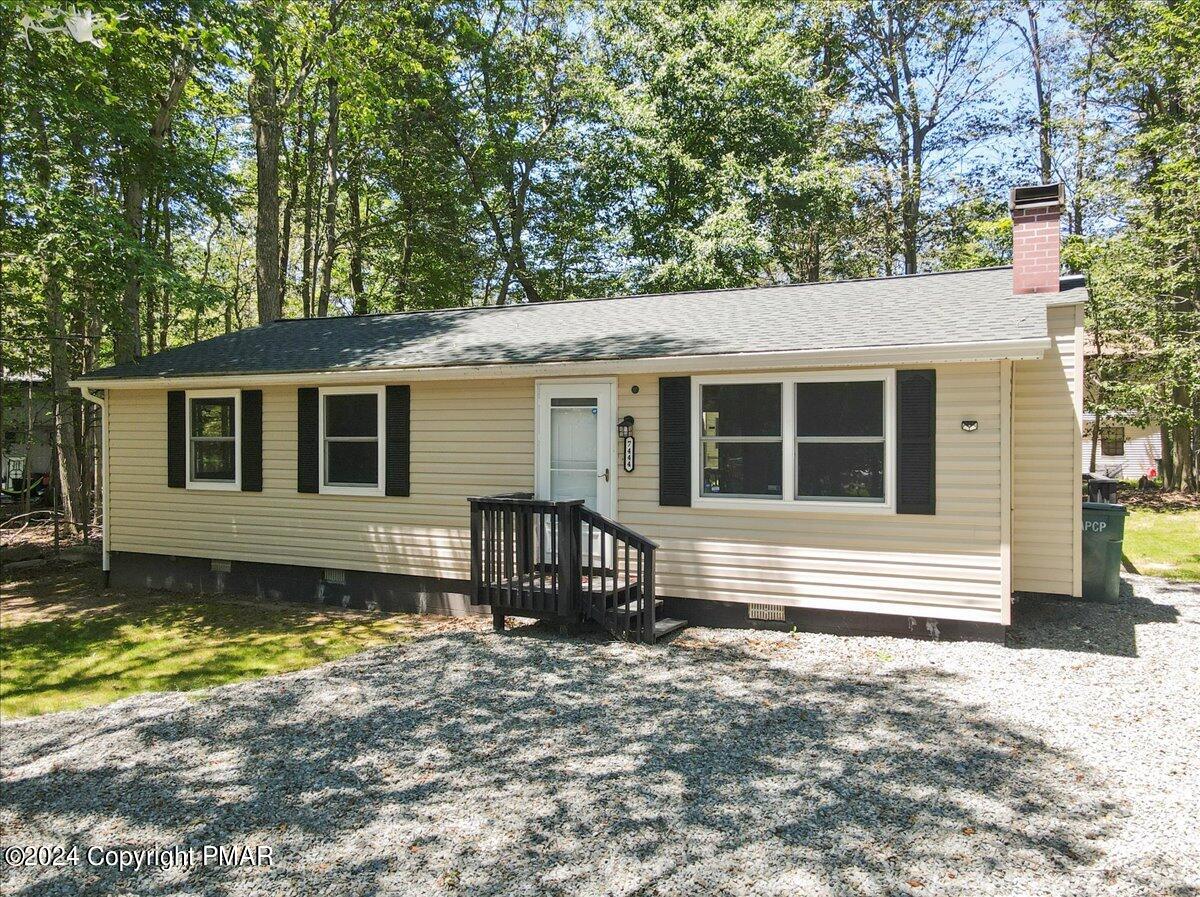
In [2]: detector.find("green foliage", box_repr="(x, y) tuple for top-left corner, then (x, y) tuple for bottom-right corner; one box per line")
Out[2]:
(927, 198), (1012, 271)
(1124, 509), (1200, 581)
(0, 572), (444, 717)
(1067, 0), (1200, 487)
(2, 0), (1196, 492)
(596, 0), (855, 290)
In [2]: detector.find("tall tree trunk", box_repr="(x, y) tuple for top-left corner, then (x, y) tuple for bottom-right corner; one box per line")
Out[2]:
(279, 112), (303, 311)
(318, 76), (340, 317)
(1167, 386), (1194, 491)
(1022, 0), (1053, 182)
(347, 151), (366, 313)
(396, 196), (414, 312)
(115, 56), (191, 363)
(32, 115), (83, 533)
(300, 97), (318, 318)
(118, 176), (146, 362)
(160, 192), (172, 351)
(249, 44), (282, 326)
(1159, 422), (1175, 486)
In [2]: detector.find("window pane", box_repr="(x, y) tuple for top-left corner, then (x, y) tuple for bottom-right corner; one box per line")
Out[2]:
(551, 405), (597, 468)
(550, 469), (598, 505)
(702, 442), (782, 497)
(326, 440), (378, 485)
(191, 397), (235, 438)
(796, 443), (885, 500)
(796, 381), (883, 437)
(192, 440), (235, 481)
(702, 384), (781, 437)
(325, 393), (378, 438)
(1100, 427), (1125, 456)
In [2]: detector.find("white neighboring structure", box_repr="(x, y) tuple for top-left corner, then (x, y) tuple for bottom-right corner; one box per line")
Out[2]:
(1, 375), (54, 492)
(1082, 413), (1162, 479)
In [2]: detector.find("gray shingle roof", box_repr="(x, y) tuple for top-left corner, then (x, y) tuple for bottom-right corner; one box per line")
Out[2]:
(80, 267), (1083, 381)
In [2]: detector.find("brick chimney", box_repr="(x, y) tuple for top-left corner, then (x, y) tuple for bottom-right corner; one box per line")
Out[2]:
(1009, 183), (1064, 294)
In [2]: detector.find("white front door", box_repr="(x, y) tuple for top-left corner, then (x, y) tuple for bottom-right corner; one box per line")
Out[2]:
(535, 380), (615, 517)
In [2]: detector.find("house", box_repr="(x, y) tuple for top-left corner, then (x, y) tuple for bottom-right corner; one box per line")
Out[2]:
(1082, 414), (1162, 480)
(1, 373), (54, 498)
(74, 183), (1084, 642)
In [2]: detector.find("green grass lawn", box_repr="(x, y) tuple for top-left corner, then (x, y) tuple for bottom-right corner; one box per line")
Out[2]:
(1123, 509), (1200, 581)
(1, 566), (468, 718)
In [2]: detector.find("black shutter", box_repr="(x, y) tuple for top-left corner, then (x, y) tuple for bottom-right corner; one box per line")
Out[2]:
(297, 387), (319, 493)
(241, 389), (263, 492)
(167, 390), (186, 488)
(897, 369), (936, 514)
(659, 376), (692, 506)
(385, 385), (411, 497)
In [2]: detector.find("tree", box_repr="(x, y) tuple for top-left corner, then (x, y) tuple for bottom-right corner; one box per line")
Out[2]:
(1004, 0), (1053, 183)
(246, 0), (343, 324)
(595, 0), (855, 291)
(845, 0), (1010, 273)
(1071, 0), (1200, 491)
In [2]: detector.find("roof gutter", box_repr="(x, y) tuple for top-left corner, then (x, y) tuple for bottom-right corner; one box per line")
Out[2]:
(70, 336), (1051, 390)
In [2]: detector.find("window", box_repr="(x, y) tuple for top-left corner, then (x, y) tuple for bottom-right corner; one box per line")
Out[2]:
(320, 387), (384, 494)
(187, 391), (239, 489)
(549, 396), (599, 505)
(694, 372), (895, 511)
(1100, 426), (1125, 457)
(700, 383), (782, 498)
(795, 380), (885, 502)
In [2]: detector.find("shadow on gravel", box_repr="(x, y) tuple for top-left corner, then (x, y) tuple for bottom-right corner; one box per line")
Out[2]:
(2, 631), (1124, 897)
(1009, 577), (1182, 657)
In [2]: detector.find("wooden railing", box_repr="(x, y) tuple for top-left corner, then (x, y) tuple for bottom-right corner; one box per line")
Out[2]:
(469, 493), (566, 617)
(468, 494), (660, 643)
(577, 504), (658, 643)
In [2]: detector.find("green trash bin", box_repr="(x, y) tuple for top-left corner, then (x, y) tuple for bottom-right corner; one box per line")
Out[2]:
(1082, 502), (1127, 602)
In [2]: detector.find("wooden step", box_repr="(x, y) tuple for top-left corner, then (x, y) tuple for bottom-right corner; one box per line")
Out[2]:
(653, 618), (688, 642)
(605, 598), (663, 617)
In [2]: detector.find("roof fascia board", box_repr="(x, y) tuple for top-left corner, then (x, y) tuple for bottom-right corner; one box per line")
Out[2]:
(71, 337), (1051, 390)
(1044, 293), (1087, 307)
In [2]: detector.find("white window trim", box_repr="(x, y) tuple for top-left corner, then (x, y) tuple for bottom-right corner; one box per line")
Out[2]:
(690, 370), (897, 514)
(186, 389), (241, 491)
(318, 385), (386, 497)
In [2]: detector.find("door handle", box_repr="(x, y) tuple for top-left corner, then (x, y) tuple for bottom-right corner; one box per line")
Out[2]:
(599, 468), (610, 482)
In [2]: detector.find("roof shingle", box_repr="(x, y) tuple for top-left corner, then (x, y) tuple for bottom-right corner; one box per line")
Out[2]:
(80, 267), (1082, 381)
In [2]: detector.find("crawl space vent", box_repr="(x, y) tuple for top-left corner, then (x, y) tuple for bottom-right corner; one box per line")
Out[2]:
(747, 603), (786, 622)
(323, 569), (347, 585)
(210, 559), (232, 573)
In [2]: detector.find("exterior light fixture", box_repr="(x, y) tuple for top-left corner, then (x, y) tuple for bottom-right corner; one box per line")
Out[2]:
(618, 416), (636, 472)
(961, 420), (979, 432)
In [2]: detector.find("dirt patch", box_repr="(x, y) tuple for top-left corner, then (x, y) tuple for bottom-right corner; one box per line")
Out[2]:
(1, 519), (89, 561)
(1118, 490), (1200, 512)
(1, 558), (482, 632)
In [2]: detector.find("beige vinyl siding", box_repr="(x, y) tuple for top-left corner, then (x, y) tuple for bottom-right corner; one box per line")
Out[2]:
(107, 380), (534, 580)
(1012, 304), (1083, 596)
(107, 362), (1011, 624)
(615, 363), (1007, 623)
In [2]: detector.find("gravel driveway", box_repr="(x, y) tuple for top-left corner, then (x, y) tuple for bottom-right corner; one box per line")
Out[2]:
(3, 575), (1198, 897)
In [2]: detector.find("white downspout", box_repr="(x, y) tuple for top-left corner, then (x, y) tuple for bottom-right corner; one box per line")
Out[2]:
(79, 386), (110, 585)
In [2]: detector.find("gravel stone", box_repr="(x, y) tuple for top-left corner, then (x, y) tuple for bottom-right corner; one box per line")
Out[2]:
(2, 574), (1197, 896)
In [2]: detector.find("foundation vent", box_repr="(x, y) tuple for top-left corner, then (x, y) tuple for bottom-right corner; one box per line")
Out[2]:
(747, 602), (786, 622)
(210, 559), (232, 573)
(323, 569), (347, 585)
